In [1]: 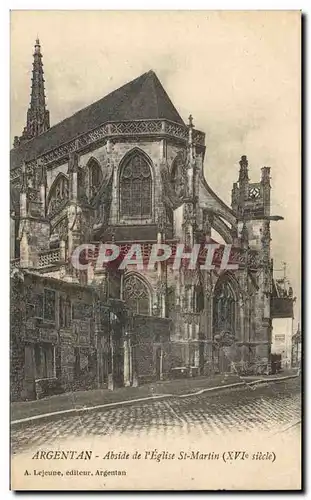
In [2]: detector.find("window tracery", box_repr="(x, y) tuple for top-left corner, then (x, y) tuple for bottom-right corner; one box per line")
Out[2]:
(123, 275), (150, 315)
(47, 175), (69, 217)
(120, 153), (152, 218)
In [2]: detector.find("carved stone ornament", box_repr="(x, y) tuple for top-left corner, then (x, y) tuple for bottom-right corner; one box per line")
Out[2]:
(156, 207), (167, 233)
(183, 203), (196, 227)
(160, 152), (188, 210)
(37, 159), (47, 186)
(68, 152), (79, 174)
(214, 330), (235, 347)
(155, 280), (167, 296)
(171, 149), (189, 200)
(68, 204), (82, 232)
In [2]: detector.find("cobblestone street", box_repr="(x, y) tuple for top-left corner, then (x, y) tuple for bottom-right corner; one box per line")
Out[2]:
(11, 378), (301, 455)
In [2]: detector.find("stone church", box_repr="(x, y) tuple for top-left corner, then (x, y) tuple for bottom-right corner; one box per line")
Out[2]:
(10, 39), (291, 400)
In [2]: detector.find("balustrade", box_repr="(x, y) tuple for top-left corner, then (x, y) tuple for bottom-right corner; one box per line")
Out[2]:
(38, 248), (61, 268)
(11, 119), (206, 178)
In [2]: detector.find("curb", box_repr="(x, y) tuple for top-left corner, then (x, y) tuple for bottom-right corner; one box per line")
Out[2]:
(11, 374), (299, 426)
(241, 374), (299, 386)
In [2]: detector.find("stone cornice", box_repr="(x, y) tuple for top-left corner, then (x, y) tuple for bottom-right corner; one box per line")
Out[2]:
(11, 119), (206, 181)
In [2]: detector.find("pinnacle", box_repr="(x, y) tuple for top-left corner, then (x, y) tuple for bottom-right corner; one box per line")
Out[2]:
(17, 38), (50, 144)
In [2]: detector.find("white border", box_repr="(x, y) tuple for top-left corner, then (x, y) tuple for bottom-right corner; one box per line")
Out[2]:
(2, 3), (306, 499)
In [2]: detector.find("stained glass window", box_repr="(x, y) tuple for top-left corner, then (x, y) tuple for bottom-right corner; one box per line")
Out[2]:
(120, 153), (152, 218)
(213, 279), (236, 334)
(123, 275), (150, 315)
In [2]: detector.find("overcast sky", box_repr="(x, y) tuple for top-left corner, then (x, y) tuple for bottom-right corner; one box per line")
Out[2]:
(10, 10), (301, 324)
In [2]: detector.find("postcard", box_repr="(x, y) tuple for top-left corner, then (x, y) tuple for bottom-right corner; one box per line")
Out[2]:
(10, 10), (301, 491)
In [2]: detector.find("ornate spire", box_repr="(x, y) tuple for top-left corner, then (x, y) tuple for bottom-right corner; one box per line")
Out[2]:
(14, 38), (50, 148)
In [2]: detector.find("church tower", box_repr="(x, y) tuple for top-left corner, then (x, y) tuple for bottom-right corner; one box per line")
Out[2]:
(13, 38), (50, 148)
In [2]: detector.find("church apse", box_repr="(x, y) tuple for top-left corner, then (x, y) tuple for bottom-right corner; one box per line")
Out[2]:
(10, 41), (291, 393)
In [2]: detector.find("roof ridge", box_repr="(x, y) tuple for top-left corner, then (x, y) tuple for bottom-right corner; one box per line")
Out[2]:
(148, 71), (160, 118)
(40, 71), (153, 139)
(15, 72), (153, 149)
(147, 71), (184, 124)
(11, 70), (186, 168)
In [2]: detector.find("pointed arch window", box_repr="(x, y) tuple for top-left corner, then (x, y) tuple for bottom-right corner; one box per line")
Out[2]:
(88, 159), (103, 199)
(120, 153), (152, 218)
(47, 175), (69, 216)
(123, 275), (150, 315)
(213, 278), (236, 334)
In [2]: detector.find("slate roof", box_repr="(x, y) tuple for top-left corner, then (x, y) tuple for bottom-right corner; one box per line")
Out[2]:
(11, 70), (184, 170)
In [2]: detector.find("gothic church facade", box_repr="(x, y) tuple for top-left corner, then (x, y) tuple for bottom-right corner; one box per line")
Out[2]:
(11, 40), (281, 397)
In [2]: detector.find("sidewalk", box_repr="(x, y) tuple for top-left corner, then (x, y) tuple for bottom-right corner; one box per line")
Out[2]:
(11, 371), (299, 423)
(242, 368), (299, 382)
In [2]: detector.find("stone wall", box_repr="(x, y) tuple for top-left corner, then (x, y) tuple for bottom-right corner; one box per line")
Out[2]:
(10, 274), (26, 401)
(10, 272), (98, 401)
(133, 315), (171, 382)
